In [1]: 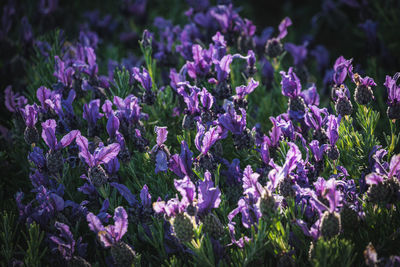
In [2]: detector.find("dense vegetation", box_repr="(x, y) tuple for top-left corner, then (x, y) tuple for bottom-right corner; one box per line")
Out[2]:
(1, 0), (400, 266)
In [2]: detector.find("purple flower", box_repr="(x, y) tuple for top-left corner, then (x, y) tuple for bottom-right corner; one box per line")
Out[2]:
(106, 113), (120, 139)
(174, 176), (196, 207)
(63, 89), (76, 118)
(177, 83), (200, 115)
(199, 87), (214, 110)
(209, 4), (240, 34)
(83, 99), (103, 129)
(300, 84), (320, 106)
(359, 20), (378, 43)
(235, 78), (259, 100)
(113, 95), (144, 124)
(218, 106), (246, 135)
(28, 147), (46, 170)
(169, 141), (193, 178)
(277, 17), (292, 40)
(333, 56), (353, 85)
(4, 86), (28, 113)
(151, 126), (169, 173)
(169, 68), (186, 91)
(285, 42), (308, 66)
(266, 116), (283, 148)
(215, 54), (233, 82)
(259, 140), (270, 166)
(195, 123), (222, 154)
(187, 44), (213, 79)
(17, 186), (65, 226)
(366, 153), (400, 185)
(324, 178), (342, 212)
(54, 56), (75, 88)
(326, 115), (341, 146)
(197, 171), (221, 215)
(41, 119), (79, 151)
(102, 99), (114, 118)
(384, 73), (400, 105)
(268, 142), (301, 189)
(280, 67), (302, 98)
(305, 105), (328, 131)
(105, 157), (120, 176)
(140, 184), (152, 208)
(20, 104), (38, 128)
(49, 222), (87, 261)
(354, 74), (377, 88)
(242, 165), (263, 199)
(76, 134), (120, 168)
(87, 206), (128, 247)
(309, 140), (327, 162)
(133, 67), (152, 91)
(36, 86), (63, 116)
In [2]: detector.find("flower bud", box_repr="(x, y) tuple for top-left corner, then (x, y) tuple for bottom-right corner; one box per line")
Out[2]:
(335, 97), (353, 116)
(172, 213), (194, 243)
(278, 177), (295, 198)
(89, 165), (108, 187)
(194, 152), (217, 173)
(288, 96), (306, 114)
(257, 189), (276, 217)
(110, 241), (136, 267)
(320, 211), (341, 239)
(387, 104), (400, 120)
(46, 150), (64, 174)
(182, 114), (195, 130)
(367, 182), (390, 204)
(340, 205), (359, 231)
(24, 126), (39, 145)
(186, 204), (197, 217)
(354, 84), (374, 105)
(142, 89), (156, 105)
(265, 38), (284, 58)
(312, 128), (329, 145)
(233, 128), (254, 150)
(215, 80), (232, 100)
(327, 145), (340, 161)
(202, 213), (224, 239)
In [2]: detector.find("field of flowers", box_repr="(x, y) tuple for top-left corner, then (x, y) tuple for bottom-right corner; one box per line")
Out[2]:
(1, 0), (400, 266)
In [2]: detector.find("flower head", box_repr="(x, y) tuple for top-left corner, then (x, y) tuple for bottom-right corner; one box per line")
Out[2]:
(87, 206), (128, 247)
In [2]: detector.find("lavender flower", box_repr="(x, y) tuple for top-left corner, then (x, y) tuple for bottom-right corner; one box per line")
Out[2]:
(233, 78), (259, 110)
(384, 73), (400, 120)
(169, 141), (193, 178)
(87, 206), (128, 247)
(326, 115), (341, 160)
(265, 17), (292, 58)
(83, 99), (103, 137)
(4, 86), (28, 113)
(49, 222), (88, 264)
(365, 153), (400, 204)
(21, 104), (39, 145)
(41, 119), (79, 174)
(76, 134), (120, 187)
(333, 56), (353, 85)
(54, 56), (75, 88)
(353, 73), (376, 105)
(150, 126), (170, 173)
(87, 206), (136, 266)
(280, 68), (307, 119)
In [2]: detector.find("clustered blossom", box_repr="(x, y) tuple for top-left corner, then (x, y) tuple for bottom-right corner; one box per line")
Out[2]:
(3, 1), (400, 266)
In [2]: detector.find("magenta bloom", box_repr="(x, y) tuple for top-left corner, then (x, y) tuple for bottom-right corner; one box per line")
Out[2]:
(87, 206), (128, 247)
